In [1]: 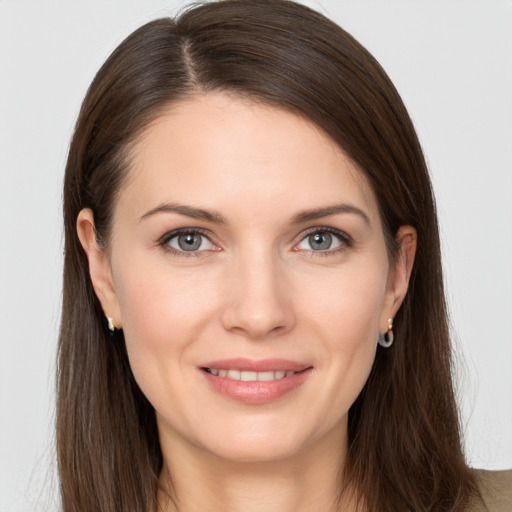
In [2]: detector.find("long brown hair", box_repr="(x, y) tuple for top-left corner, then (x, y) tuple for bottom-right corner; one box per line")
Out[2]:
(57, 1), (476, 510)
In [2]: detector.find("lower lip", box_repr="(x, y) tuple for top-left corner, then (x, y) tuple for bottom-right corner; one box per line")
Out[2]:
(201, 368), (313, 404)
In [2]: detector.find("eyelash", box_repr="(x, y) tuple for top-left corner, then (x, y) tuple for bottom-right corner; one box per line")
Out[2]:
(296, 227), (353, 256)
(158, 226), (352, 258)
(158, 228), (216, 258)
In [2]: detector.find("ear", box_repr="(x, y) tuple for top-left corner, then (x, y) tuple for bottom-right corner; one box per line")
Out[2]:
(76, 208), (122, 329)
(380, 225), (417, 331)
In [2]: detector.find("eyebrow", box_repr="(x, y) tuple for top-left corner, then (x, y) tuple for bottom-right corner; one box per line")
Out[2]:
(140, 203), (227, 224)
(140, 201), (371, 227)
(291, 204), (371, 226)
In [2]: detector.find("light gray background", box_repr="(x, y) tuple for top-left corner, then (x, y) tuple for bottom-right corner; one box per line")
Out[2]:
(0, 1), (511, 510)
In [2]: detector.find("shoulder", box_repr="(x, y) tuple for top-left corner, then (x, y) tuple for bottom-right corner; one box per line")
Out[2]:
(466, 469), (512, 511)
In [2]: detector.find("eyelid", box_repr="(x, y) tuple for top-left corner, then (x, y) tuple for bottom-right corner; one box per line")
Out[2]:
(157, 225), (352, 256)
(293, 226), (353, 252)
(158, 227), (220, 256)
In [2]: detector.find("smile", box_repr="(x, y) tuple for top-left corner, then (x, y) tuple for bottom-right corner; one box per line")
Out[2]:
(200, 359), (313, 404)
(204, 368), (297, 381)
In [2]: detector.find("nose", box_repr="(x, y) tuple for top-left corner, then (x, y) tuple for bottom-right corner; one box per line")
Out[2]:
(220, 249), (296, 339)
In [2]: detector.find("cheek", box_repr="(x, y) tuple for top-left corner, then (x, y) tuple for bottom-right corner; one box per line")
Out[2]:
(112, 255), (221, 375)
(110, 256), (228, 435)
(302, 260), (388, 342)
(298, 260), (387, 402)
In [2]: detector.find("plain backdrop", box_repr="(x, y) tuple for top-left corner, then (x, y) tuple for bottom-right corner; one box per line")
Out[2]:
(0, 1), (511, 510)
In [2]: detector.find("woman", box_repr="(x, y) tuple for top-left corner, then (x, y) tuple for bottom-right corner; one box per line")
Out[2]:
(57, 0), (511, 510)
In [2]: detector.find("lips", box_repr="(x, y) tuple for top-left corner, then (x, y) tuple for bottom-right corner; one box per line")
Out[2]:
(205, 368), (296, 381)
(199, 358), (313, 404)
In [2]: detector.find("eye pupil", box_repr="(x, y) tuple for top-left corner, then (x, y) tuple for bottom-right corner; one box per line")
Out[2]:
(309, 232), (332, 250)
(178, 233), (202, 251)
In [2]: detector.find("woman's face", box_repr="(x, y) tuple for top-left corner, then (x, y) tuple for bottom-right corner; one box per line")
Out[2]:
(80, 93), (414, 463)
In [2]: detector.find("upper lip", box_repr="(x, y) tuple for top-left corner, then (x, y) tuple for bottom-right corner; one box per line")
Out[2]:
(200, 358), (312, 372)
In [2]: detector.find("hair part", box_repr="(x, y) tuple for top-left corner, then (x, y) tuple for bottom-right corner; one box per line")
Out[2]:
(58, 1), (476, 510)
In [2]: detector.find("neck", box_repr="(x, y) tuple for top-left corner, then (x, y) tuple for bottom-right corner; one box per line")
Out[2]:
(157, 425), (359, 512)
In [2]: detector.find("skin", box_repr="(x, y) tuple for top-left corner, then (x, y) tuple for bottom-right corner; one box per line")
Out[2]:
(77, 93), (416, 512)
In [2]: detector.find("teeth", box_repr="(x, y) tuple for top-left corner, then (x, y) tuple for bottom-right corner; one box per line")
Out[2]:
(227, 369), (241, 380)
(207, 369), (297, 381)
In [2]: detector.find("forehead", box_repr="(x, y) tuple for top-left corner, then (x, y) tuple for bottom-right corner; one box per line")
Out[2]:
(119, 93), (380, 225)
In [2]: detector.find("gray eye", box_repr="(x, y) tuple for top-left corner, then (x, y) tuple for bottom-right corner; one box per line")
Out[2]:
(296, 230), (343, 252)
(168, 232), (214, 252)
(308, 232), (332, 250)
(178, 233), (202, 251)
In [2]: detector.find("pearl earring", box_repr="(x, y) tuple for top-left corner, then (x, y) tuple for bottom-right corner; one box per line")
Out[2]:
(107, 317), (116, 333)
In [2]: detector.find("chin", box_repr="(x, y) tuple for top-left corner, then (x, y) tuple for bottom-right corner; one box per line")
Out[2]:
(204, 436), (305, 464)
(189, 413), (333, 465)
